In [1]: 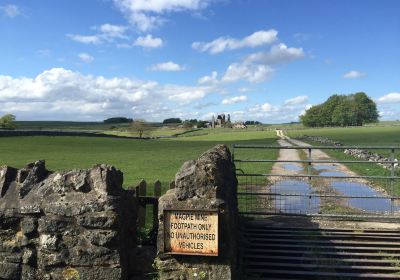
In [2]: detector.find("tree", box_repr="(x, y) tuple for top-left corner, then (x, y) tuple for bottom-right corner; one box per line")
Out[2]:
(103, 117), (132, 124)
(0, 114), (17, 130)
(300, 92), (378, 127)
(182, 121), (194, 129)
(129, 120), (154, 138)
(353, 92), (379, 125)
(162, 118), (182, 124)
(197, 120), (207, 128)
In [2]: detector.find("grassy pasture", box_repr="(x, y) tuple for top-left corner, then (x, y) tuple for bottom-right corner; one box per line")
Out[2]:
(0, 129), (278, 191)
(286, 125), (400, 158)
(286, 126), (400, 146)
(15, 121), (126, 131)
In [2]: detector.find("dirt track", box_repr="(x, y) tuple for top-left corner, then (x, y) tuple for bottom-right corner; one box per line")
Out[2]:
(271, 130), (400, 229)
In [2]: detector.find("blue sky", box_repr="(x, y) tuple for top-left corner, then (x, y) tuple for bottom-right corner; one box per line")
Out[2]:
(0, 0), (399, 123)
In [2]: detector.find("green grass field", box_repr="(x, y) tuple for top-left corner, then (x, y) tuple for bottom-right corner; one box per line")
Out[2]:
(286, 125), (400, 158)
(0, 129), (278, 190)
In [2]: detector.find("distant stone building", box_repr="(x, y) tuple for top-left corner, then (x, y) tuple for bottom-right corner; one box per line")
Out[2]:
(233, 122), (247, 129)
(210, 113), (231, 128)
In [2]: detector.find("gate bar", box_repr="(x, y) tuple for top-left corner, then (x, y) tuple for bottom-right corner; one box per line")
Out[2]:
(236, 173), (399, 180)
(233, 145), (400, 150)
(237, 192), (400, 199)
(234, 159), (399, 164)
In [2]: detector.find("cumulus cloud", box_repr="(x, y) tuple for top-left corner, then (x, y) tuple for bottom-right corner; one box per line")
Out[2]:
(222, 95), (248, 105)
(199, 42), (304, 85)
(0, 4), (20, 18)
(134, 34), (163, 48)
(149, 61), (184, 71)
(199, 62), (275, 85)
(160, 85), (215, 105)
(0, 68), (216, 120)
(97, 24), (128, 39)
(284, 96), (308, 106)
(192, 29), (278, 54)
(246, 43), (305, 64)
(377, 92), (400, 103)
(67, 34), (102, 44)
(246, 100), (313, 123)
(198, 71), (219, 85)
(343, 70), (366, 79)
(67, 24), (128, 45)
(78, 53), (94, 63)
(222, 63), (274, 84)
(113, 0), (212, 32)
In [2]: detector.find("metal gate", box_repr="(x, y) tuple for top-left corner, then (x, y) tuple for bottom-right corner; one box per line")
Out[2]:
(233, 145), (400, 219)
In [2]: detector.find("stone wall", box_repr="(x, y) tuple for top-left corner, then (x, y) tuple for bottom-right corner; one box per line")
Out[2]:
(298, 135), (399, 170)
(155, 144), (240, 280)
(0, 129), (147, 139)
(0, 161), (138, 280)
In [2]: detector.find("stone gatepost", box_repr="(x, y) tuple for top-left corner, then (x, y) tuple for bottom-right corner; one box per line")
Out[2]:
(156, 144), (240, 280)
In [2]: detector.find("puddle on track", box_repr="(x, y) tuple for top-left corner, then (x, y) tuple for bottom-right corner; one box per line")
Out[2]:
(319, 171), (347, 177)
(313, 164), (337, 171)
(271, 180), (320, 214)
(330, 181), (400, 212)
(274, 157), (397, 213)
(282, 164), (303, 171)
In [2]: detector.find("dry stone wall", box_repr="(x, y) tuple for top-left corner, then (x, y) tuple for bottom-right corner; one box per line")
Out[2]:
(0, 161), (138, 280)
(298, 135), (399, 170)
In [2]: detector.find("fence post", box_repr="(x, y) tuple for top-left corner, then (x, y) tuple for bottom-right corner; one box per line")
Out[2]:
(137, 179), (147, 228)
(154, 180), (162, 197)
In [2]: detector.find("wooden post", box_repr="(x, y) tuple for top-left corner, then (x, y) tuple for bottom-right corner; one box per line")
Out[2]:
(137, 179), (147, 228)
(154, 180), (161, 197)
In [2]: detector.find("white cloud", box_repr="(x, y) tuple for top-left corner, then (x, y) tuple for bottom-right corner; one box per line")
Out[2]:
(246, 101), (314, 123)
(192, 29), (278, 54)
(113, 0), (212, 32)
(284, 96), (308, 106)
(238, 87), (251, 93)
(222, 95), (248, 105)
(377, 92), (400, 103)
(98, 24), (128, 39)
(0, 68), (216, 120)
(0, 4), (20, 18)
(67, 34), (102, 45)
(343, 70), (366, 79)
(222, 63), (274, 84)
(78, 53), (94, 63)
(134, 34), (163, 48)
(246, 43), (305, 65)
(149, 61), (184, 71)
(161, 85), (214, 105)
(202, 112), (217, 121)
(198, 71), (219, 85)
(67, 23), (128, 45)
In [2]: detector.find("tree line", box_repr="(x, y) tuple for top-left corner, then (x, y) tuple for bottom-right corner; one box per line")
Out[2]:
(300, 92), (379, 127)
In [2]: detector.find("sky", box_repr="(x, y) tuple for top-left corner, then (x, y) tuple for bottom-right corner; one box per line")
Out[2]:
(0, 0), (399, 123)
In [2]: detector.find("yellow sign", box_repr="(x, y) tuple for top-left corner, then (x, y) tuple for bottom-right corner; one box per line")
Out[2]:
(164, 210), (218, 256)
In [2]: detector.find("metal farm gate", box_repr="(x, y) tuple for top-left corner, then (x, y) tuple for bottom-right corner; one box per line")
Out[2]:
(234, 145), (400, 279)
(233, 145), (400, 219)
